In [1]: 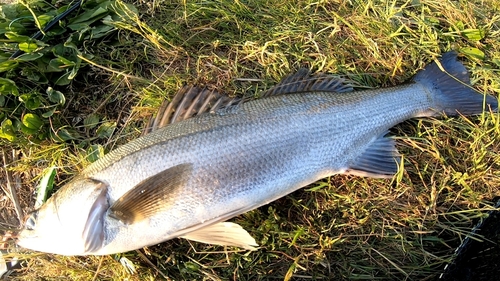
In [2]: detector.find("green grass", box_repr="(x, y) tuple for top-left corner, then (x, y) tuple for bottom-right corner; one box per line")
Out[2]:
(1, 0), (499, 280)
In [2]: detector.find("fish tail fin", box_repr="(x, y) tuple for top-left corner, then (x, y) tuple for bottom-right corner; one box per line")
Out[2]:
(413, 51), (497, 116)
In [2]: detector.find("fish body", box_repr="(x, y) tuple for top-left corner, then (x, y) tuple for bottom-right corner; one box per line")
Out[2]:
(17, 52), (497, 255)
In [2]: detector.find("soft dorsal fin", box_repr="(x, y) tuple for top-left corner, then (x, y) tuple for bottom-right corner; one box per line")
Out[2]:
(346, 133), (401, 178)
(181, 222), (258, 250)
(109, 163), (192, 224)
(142, 86), (240, 135)
(260, 68), (354, 98)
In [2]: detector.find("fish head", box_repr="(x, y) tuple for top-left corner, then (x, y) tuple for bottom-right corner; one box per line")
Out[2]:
(17, 178), (109, 255)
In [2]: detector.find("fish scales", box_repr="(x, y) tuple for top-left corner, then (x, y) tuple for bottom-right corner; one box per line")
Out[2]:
(88, 84), (424, 202)
(74, 85), (428, 253)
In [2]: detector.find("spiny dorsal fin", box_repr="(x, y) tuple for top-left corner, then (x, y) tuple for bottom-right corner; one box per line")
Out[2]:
(142, 86), (240, 135)
(261, 68), (354, 98)
(109, 163), (192, 224)
(181, 222), (258, 250)
(346, 132), (401, 178)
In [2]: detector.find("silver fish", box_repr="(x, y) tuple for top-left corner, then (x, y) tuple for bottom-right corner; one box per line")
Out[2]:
(17, 52), (497, 255)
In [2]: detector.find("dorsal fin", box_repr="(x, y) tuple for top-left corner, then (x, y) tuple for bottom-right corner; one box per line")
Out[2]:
(143, 70), (354, 135)
(261, 68), (354, 98)
(142, 86), (240, 135)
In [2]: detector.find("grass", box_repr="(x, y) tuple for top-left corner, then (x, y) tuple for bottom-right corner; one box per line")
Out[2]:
(1, 0), (499, 280)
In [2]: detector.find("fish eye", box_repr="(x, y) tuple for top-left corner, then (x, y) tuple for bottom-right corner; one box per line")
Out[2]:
(25, 211), (38, 230)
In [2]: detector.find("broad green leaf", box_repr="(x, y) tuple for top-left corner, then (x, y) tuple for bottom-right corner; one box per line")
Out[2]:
(42, 107), (56, 118)
(75, 6), (109, 24)
(52, 127), (80, 142)
(460, 47), (485, 61)
(19, 93), (42, 110)
(22, 113), (44, 130)
(46, 25), (66, 36)
(63, 42), (80, 51)
(15, 52), (43, 61)
(96, 121), (116, 138)
(54, 56), (76, 67)
(21, 68), (47, 83)
(35, 167), (56, 208)
(1, 119), (14, 130)
(11, 118), (21, 131)
(37, 14), (53, 28)
(20, 123), (38, 135)
(48, 57), (75, 72)
(0, 78), (19, 95)
(54, 71), (72, 86)
(86, 144), (105, 162)
(0, 129), (16, 142)
(0, 4), (20, 20)
(46, 87), (65, 105)
(0, 60), (18, 72)
(19, 41), (39, 53)
(52, 43), (78, 58)
(461, 29), (485, 41)
(4, 31), (32, 43)
(0, 22), (26, 34)
(67, 7), (109, 31)
(0, 95), (4, 107)
(68, 64), (79, 80)
(84, 114), (100, 129)
(90, 24), (115, 39)
(0, 119), (16, 142)
(66, 22), (92, 31)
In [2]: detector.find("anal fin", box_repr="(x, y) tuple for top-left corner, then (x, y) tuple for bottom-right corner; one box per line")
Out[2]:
(346, 133), (401, 178)
(181, 222), (258, 250)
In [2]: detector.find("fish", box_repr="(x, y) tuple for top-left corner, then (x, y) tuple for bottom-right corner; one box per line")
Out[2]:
(16, 51), (498, 255)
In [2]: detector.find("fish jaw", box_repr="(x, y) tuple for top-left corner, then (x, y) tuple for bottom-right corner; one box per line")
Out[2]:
(17, 178), (109, 256)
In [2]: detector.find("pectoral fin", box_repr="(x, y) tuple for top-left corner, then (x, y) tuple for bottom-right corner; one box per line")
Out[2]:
(109, 163), (192, 225)
(82, 181), (109, 253)
(181, 222), (258, 250)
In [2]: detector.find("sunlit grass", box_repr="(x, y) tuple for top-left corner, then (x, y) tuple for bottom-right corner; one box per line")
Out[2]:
(1, 0), (499, 280)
